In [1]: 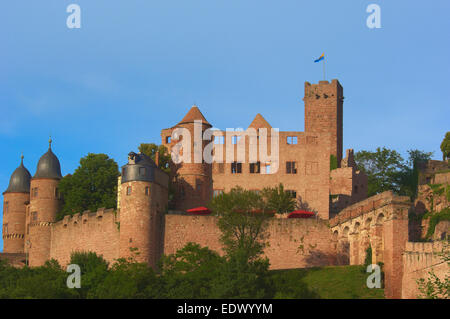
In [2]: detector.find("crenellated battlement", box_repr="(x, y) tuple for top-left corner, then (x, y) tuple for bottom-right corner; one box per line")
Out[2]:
(304, 79), (343, 100)
(57, 207), (117, 228)
(404, 241), (445, 254)
(401, 240), (448, 298)
(49, 207), (120, 266)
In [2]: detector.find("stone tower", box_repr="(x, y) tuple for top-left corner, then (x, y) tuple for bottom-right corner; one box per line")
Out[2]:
(2, 155), (31, 253)
(304, 79), (344, 165)
(27, 139), (62, 267)
(161, 105), (213, 211)
(119, 152), (169, 268)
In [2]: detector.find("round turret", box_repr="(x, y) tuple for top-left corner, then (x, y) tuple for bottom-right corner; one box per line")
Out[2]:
(27, 138), (63, 266)
(34, 138), (62, 180)
(4, 155), (31, 194)
(2, 155), (31, 253)
(119, 151), (169, 268)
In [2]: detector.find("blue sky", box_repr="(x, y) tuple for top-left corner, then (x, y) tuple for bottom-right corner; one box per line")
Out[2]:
(1, 1), (449, 249)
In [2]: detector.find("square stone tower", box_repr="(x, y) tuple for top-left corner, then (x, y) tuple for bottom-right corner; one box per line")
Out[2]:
(304, 79), (343, 166)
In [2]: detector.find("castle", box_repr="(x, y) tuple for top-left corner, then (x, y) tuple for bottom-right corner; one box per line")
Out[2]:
(1, 79), (448, 299)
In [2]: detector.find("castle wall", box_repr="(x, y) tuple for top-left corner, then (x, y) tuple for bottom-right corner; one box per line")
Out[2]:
(210, 131), (332, 219)
(330, 166), (368, 216)
(49, 208), (120, 266)
(401, 241), (448, 299)
(163, 214), (337, 269)
(434, 171), (450, 184)
(330, 191), (412, 299)
(0, 253), (26, 267)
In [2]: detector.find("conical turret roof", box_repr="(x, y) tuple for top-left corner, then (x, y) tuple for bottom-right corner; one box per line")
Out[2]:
(4, 155), (31, 194)
(34, 138), (62, 180)
(177, 105), (211, 127)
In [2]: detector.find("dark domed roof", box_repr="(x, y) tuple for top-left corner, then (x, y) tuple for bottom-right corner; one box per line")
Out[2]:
(33, 139), (62, 180)
(4, 155), (31, 194)
(121, 152), (157, 183)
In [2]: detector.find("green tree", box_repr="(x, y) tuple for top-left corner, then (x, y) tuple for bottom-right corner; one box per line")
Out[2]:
(210, 253), (273, 299)
(355, 147), (407, 197)
(158, 243), (224, 298)
(261, 183), (296, 215)
(138, 143), (175, 207)
(441, 132), (450, 161)
(398, 149), (433, 199)
(58, 153), (120, 220)
(3, 260), (77, 299)
(209, 187), (271, 262)
(93, 258), (160, 299)
(158, 242), (273, 299)
(69, 251), (109, 298)
(138, 143), (171, 174)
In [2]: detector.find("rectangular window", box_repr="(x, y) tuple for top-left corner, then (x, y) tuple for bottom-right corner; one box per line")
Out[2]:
(196, 180), (202, 193)
(232, 136), (242, 144)
(287, 190), (297, 199)
(214, 135), (224, 145)
(265, 164), (271, 174)
(287, 136), (298, 145)
(32, 187), (38, 198)
(166, 136), (171, 144)
(54, 188), (60, 199)
(250, 162), (261, 174)
(218, 163), (224, 174)
(4, 201), (8, 214)
(180, 186), (185, 199)
(286, 161), (298, 174)
(145, 187), (150, 196)
(126, 186), (132, 196)
(213, 189), (224, 197)
(231, 162), (242, 174)
(31, 212), (38, 222)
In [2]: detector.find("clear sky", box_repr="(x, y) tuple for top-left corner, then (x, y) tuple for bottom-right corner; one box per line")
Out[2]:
(1, 1), (449, 250)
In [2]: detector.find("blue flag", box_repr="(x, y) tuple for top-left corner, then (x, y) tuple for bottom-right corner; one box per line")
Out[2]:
(314, 53), (325, 63)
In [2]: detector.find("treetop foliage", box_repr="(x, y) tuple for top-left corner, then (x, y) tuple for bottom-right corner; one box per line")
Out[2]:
(58, 153), (120, 220)
(355, 147), (433, 198)
(441, 132), (450, 161)
(138, 143), (171, 174)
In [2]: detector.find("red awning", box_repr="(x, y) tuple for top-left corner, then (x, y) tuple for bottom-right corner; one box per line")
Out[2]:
(186, 207), (211, 215)
(288, 210), (316, 218)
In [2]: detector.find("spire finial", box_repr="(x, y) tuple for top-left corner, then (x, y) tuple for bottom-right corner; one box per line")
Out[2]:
(20, 152), (24, 165)
(49, 136), (52, 149)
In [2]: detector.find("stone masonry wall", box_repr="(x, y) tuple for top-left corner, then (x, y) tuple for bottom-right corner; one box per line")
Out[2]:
(163, 214), (337, 269)
(49, 208), (120, 266)
(402, 241), (449, 299)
